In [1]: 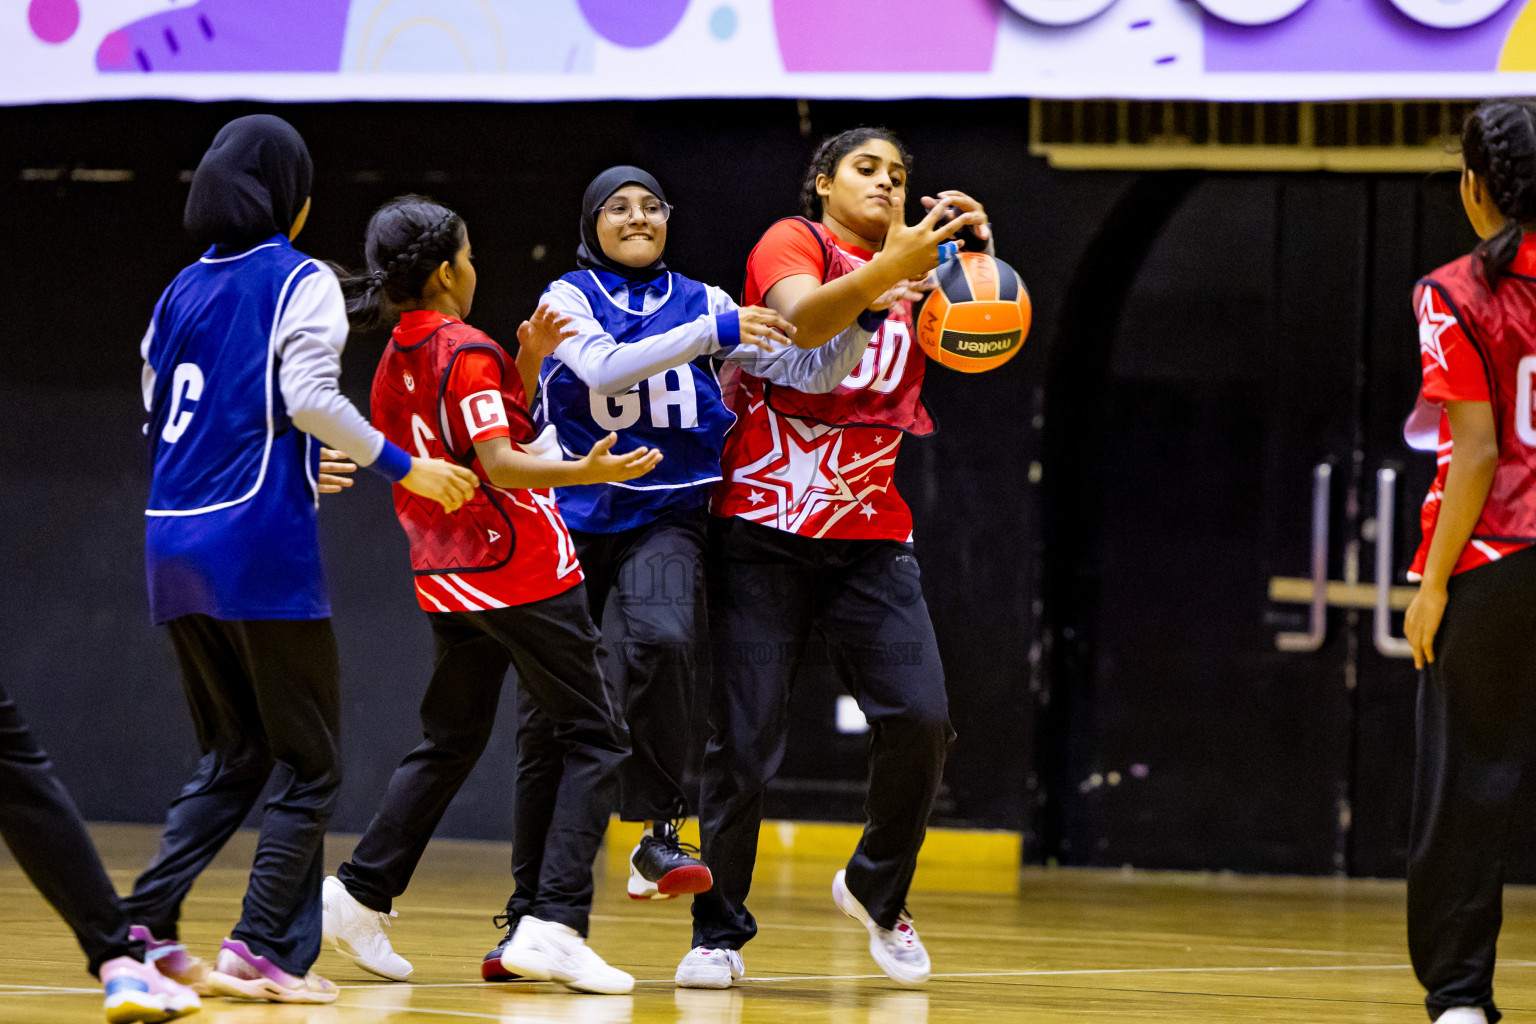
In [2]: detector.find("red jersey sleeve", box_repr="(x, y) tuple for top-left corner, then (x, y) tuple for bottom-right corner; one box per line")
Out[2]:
(445, 349), (518, 446)
(1416, 283), (1489, 404)
(744, 219), (828, 305)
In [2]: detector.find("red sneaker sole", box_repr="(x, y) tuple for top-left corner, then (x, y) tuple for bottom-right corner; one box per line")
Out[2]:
(657, 864), (714, 896)
(481, 953), (528, 983)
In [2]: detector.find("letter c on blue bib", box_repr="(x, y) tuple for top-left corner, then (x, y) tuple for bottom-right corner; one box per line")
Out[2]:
(161, 362), (206, 444)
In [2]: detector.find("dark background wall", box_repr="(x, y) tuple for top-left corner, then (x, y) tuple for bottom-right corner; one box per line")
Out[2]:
(0, 98), (1075, 846)
(0, 99), (1484, 876)
(1036, 169), (1504, 877)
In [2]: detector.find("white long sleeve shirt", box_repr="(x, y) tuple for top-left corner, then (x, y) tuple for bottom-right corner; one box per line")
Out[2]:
(141, 263), (391, 467)
(538, 273), (873, 397)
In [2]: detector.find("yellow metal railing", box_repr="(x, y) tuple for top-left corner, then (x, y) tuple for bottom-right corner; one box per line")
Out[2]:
(1030, 100), (1473, 172)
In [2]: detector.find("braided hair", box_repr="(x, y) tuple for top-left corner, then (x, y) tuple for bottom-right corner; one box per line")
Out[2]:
(1462, 99), (1536, 285)
(339, 194), (466, 330)
(799, 126), (912, 220)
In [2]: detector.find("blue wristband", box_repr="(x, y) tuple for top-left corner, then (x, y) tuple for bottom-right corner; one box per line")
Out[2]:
(371, 440), (413, 483)
(857, 308), (886, 332)
(715, 310), (741, 351)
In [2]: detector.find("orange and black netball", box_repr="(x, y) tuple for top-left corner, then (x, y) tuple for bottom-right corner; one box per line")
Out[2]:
(915, 251), (1031, 373)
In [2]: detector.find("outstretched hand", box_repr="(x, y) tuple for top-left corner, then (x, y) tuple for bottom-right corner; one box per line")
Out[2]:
(400, 457), (479, 514)
(518, 304), (577, 362)
(578, 432), (664, 484)
(878, 197), (986, 283)
(736, 306), (797, 351)
(869, 277), (937, 312)
(920, 190), (991, 247)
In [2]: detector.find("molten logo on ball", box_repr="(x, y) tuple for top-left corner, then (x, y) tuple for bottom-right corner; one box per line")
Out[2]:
(915, 252), (1032, 373)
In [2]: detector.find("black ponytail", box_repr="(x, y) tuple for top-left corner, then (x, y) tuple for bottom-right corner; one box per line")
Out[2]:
(1462, 99), (1536, 286)
(338, 194), (466, 330)
(799, 126), (912, 220)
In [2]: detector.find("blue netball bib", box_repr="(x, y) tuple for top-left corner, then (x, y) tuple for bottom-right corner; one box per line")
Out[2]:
(539, 270), (735, 533)
(143, 234), (327, 622)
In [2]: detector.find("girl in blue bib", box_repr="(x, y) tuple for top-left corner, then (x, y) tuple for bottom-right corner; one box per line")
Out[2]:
(129, 116), (475, 1005)
(530, 166), (876, 908)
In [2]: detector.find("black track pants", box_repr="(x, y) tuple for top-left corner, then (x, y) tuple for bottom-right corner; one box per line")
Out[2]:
(691, 517), (954, 950)
(0, 680), (143, 976)
(1408, 544), (1536, 1024)
(125, 616), (341, 977)
(339, 584), (626, 937)
(570, 507), (706, 823)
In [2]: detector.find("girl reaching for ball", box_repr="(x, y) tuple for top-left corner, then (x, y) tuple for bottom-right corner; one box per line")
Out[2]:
(678, 127), (989, 990)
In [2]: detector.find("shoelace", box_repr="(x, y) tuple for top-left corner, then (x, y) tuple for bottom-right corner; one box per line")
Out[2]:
(491, 910), (516, 939)
(692, 947), (740, 972)
(888, 909), (920, 950)
(360, 905), (396, 934)
(658, 818), (703, 858)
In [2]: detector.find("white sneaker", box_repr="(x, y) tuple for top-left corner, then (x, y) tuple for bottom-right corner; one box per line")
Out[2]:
(831, 869), (930, 986)
(675, 946), (745, 989)
(1438, 1010), (1489, 1023)
(321, 876), (413, 982)
(499, 916), (634, 995)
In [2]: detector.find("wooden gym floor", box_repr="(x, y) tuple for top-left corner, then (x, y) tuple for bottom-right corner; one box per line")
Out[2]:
(3, 824), (1535, 1022)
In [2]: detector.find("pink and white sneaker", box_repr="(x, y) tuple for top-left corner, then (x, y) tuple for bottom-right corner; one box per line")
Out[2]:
(129, 926), (213, 995)
(101, 955), (201, 1023)
(831, 869), (931, 986)
(203, 938), (338, 1004)
(674, 945), (744, 989)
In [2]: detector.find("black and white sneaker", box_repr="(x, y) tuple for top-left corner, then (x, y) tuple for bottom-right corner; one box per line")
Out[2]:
(628, 822), (714, 900)
(481, 911), (531, 982)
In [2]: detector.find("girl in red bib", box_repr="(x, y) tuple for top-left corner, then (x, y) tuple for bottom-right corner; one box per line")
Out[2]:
(1403, 100), (1536, 1024)
(321, 195), (660, 995)
(681, 128), (988, 989)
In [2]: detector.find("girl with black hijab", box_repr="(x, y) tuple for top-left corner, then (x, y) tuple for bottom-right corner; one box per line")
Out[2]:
(525, 165), (878, 921)
(126, 115), (477, 1004)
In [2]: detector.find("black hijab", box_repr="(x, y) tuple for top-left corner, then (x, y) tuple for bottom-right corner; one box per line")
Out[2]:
(184, 115), (313, 251)
(575, 165), (668, 282)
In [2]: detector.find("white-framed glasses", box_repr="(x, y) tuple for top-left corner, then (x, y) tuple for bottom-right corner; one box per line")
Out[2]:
(599, 197), (672, 225)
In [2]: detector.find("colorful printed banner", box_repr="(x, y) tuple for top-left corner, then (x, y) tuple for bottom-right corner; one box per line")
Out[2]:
(10, 0), (1536, 105)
